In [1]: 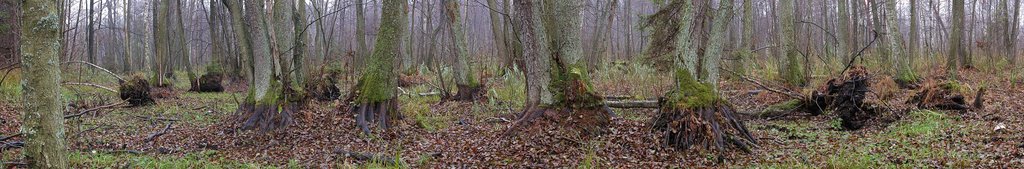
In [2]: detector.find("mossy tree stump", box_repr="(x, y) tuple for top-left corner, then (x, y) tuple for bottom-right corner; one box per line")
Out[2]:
(652, 69), (755, 156)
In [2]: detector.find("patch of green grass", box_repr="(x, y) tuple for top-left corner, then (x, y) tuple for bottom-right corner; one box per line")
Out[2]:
(577, 141), (603, 169)
(488, 67), (526, 109)
(824, 147), (885, 169)
(70, 150), (268, 168)
(399, 89), (448, 132)
(885, 110), (945, 138)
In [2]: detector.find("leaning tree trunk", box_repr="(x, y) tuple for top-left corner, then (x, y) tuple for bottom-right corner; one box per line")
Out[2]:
(234, 0), (294, 131)
(650, 0), (755, 159)
(20, 0), (70, 167)
(173, 0), (198, 92)
(443, 0), (483, 101)
(514, 0), (552, 110)
(349, 0), (405, 135)
(507, 0), (613, 136)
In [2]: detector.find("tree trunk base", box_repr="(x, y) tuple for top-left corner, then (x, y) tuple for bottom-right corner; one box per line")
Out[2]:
(235, 101), (297, 132)
(349, 99), (400, 135)
(447, 84), (485, 102)
(192, 72), (224, 92)
(506, 106), (612, 137)
(305, 75), (341, 101)
(652, 101), (756, 157)
(118, 76), (155, 107)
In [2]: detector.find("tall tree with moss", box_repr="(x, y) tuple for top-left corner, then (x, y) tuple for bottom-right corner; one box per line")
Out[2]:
(234, 0), (295, 131)
(651, 0), (755, 157)
(20, 0), (69, 167)
(949, 0), (965, 79)
(778, 0), (805, 86)
(350, 0), (405, 134)
(885, 0), (919, 86)
(507, 0), (613, 136)
(442, 0), (482, 101)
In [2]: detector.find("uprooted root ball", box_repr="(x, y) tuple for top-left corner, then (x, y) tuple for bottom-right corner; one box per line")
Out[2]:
(193, 72), (224, 92)
(803, 65), (892, 130)
(119, 76), (155, 107)
(908, 81), (984, 110)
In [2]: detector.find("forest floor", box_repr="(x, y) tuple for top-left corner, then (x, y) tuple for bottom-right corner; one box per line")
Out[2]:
(0, 65), (1022, 168)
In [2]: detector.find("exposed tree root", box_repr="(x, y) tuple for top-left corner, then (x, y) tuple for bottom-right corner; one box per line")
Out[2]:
(908, 81), (984, 111)
(235, 101), (297, 131)
(652, 102), (756, 155)
(506, 77), (614, 137)
(649, 68), (756, 159)
(348, 99), (400, 135)
(118, 76), (155, 107)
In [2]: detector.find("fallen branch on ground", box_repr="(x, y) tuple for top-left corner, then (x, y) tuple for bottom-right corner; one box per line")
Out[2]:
(143, 122), (174, 143)
(0, 133), (22, 142)
(65, 101), (126, 119)
(605, 100), (660, 108)
(721, 68), (806, 100)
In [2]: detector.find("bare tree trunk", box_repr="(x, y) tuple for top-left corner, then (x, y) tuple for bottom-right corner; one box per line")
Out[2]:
(356, 0), (369, 68)
(515, 0), (551, 108)
(21, 0), (69, 167)
(701, 0), (734, 86)
(486, 0), (509, 69)
(174, 0), (197, 90)
(779, 0), (805, 86)
(294, 0), (308, 83)
(949, 0), (965, 79)
(885, 0), (918, 84)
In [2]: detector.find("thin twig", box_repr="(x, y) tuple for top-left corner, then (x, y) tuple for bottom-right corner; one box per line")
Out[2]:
(143, 122), (174, 143)
(721, 68), (806, 100)
(65, 101), (126, 119)
(62, 82), (118, 93)
(0, 133), (22, 142)
(63, 61), (125, 82)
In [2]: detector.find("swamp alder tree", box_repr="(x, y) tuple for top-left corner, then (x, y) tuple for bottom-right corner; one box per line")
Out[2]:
(884, 0), (920, 87)
(443, 0), (483, 101)
(650, 0), (756, 157)
(349, 0), (405, 135)
(20, 0), (70, 167)
(233, 0), (297, 131)
(508, 0), (614, 136)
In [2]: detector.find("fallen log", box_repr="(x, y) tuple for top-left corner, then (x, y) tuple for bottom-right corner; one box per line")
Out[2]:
(605, 100), (660, 108)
